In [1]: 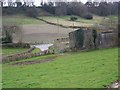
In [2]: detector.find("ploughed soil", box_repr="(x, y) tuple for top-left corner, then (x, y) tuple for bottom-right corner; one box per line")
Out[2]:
(12, 56), (57, 65)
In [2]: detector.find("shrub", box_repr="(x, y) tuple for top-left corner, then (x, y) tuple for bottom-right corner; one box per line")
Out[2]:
(70, 16), (78, 21)
(26, 7), (39, 18)
(84, 14), (93, 20)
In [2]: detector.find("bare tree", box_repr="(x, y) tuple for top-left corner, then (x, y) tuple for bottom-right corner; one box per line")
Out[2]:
(55, 2), (67, 15)
(8, 0), (14, 7)
(15, 0), (22, 7)
(68, 2), (88, 17)
(2, 25), (23, 43)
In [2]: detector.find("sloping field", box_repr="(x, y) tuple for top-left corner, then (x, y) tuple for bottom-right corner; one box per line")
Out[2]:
(2, 47), (118, 88)
(2, 47), (41, 56)
(13, 23), (75, 43)
(38, 15), (105, 27)
(3, 15), (43, 25)
(3, 15), (118, 43)
(2, 47), (28, 56)
(3, 15), (76, 43)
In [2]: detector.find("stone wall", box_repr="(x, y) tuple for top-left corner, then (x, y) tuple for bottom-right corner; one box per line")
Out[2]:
(2, 43), (30, 48)
(97, 31), (118, 48)
(2, 47), (52, 63)
(69, 28), (95, 50)
(69, 28), (118, 51)
(2, 52), (44, 63)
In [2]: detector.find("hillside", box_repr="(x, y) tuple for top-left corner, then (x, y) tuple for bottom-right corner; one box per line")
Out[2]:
(3, 14), (118, 26)
(3, 47), (118, 88)
(39, 15), (102, 27)
(2, 14), (44, 25)
(2, 14), (118, 44)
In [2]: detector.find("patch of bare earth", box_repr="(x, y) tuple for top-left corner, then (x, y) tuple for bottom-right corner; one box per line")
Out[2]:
(107, 80), (120, 90)
(12, 56), (57, 65)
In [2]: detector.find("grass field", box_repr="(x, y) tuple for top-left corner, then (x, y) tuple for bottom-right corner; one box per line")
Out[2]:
(3, 15), (43, 24)
(2, 47), (41, 56)
(2, 47), (118, 88)
(39, 16), (94, 27)
(3, 15), (118, 25)
(2, 47), (29, 56)
(39, 15), (114, 26)
(39, 15), (118, 28)
(59, 15), (104, 24)
(31, 48), (41, 53)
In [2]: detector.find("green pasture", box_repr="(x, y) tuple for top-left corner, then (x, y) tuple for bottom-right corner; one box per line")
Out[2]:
(2, 47), (28, 56)
(2, 47), (118, 88)
(3, 15), (43, 24)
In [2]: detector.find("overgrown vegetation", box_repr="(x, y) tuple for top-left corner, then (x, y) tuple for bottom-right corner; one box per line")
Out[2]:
(2, 25), (22, 44)
(84, 14), (93, 20)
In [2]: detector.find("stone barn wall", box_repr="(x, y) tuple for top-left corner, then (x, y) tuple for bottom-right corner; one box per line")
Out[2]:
(69, 28), (95, 50)
(97, 31), (118, 48)
(69, 28), (117, 51)
(83, 29), (95, 49)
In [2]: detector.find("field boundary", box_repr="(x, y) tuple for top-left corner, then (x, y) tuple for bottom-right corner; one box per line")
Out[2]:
(2, 47), (42, 63)
(36, 17), (92, 29)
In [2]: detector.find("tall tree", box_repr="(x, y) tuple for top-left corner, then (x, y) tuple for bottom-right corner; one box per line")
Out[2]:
(2, 25), (23, 43)
(99, 2), (109, 16)
(15, 0), (22, 7)
(67, 2), (88, 17)
(8, 0), (14, 7)
(55, 2), (67, 15)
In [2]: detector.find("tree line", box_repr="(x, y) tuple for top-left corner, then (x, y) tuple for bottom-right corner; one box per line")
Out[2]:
(1, 0), (119, 17)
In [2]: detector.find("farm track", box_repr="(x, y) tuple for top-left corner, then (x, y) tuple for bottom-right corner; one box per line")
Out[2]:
(12, 56), (57, 65)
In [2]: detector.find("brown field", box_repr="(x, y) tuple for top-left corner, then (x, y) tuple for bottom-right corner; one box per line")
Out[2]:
(13, 23), (75, 43)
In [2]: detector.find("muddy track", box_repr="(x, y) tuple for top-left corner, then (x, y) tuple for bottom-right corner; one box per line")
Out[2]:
(12, 56), (57, 65)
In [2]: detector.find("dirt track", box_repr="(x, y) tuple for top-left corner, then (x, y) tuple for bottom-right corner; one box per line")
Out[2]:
(12, 56), (57, 65)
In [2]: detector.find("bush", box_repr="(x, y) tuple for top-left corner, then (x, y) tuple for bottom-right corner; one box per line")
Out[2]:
(84, 14), (93, 20)
(70, 16), (78, 21)
(1, 37), (12, 44)
(26, 7), (39, 18)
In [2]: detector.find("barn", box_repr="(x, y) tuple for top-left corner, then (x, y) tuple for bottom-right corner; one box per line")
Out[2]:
(69, 28), (118, 51)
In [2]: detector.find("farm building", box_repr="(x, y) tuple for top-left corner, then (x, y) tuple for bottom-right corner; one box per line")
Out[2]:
(69, 28), (118, 50)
